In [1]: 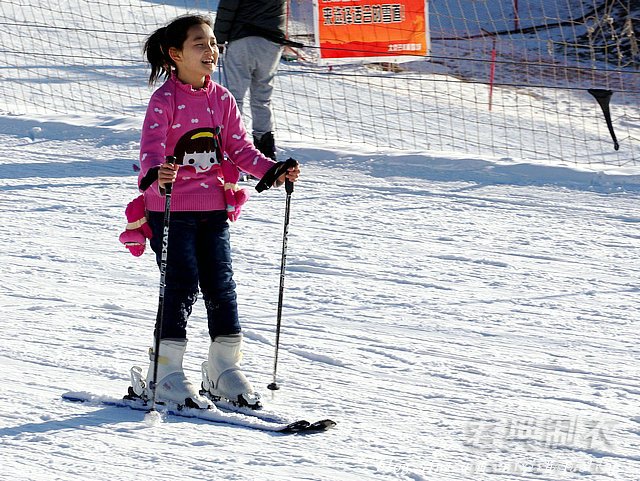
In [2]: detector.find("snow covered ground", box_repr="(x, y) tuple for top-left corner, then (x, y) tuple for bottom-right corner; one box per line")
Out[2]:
(1, 114), (639, 480)
(1, 1), (640, 481)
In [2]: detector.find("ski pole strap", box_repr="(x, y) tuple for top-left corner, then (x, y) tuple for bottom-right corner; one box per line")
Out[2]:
(281, 38), (304, 49)
(255, 158), (298, 193)
(138, 156), (177, 193)
(139, 167), (159, 192)
(211, 126), (224, 166)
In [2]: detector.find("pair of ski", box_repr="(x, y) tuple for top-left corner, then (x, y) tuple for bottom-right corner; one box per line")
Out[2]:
(61, 389), (336, 435)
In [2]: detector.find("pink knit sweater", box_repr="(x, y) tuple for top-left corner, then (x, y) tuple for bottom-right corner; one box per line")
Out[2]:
(138, 74), (276, 213)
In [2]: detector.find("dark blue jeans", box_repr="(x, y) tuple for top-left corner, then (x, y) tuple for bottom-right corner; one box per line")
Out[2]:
(148, 210), (241, 341)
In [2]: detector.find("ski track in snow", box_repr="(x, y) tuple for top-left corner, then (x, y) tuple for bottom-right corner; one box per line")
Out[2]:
(0, 124), (639, 481)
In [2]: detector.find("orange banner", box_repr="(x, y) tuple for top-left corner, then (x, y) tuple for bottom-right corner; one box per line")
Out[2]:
(314, 0), (429, 64)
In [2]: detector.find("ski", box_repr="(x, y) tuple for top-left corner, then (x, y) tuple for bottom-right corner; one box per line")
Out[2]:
(61, 391), (335, 434)
(206, 396), (290, 424)
(203, 397), (335, 433)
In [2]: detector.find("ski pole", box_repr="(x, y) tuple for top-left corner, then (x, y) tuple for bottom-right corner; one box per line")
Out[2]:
(150, 156), (176, 411)
(219, 46), (229, 88)
(267, 177), (294, 391)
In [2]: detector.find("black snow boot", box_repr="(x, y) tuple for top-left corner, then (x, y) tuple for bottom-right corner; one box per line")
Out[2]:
(253, 132), (277, 160)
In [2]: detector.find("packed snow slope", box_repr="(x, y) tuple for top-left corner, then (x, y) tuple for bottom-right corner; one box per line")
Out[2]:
(0, 111), (639, 481)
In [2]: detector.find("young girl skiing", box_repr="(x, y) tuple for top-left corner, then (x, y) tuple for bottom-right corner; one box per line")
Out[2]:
(130, 14), (299, 409)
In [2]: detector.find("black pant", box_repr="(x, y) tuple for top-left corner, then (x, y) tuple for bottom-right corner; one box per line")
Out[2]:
(148, 210), (241, 340)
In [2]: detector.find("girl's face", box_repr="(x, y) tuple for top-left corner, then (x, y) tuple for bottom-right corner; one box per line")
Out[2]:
(170, 23), (219, 88)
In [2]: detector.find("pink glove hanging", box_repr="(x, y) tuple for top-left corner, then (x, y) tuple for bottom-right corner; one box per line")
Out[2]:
(118, 195), (152, 256)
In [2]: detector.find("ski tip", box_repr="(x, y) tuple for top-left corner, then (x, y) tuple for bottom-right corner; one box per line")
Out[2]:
(306, 419), (337, 432)
(278, 420), (310, 434)
(277, 418), (337, 434)
(61, 392), (86, 403)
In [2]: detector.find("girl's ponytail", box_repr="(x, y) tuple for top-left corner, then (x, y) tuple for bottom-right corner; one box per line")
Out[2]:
(143, 26), (170, 85)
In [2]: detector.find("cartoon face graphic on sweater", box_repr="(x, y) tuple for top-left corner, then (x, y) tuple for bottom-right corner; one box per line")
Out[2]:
(183, 149), (217, 172)
(173, 128), (221, 173)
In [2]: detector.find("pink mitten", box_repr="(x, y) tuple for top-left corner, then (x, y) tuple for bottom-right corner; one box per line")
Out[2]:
(224, 185), (248, 222)
(119, 195), (152, 256)
(221, 160), (248, 222)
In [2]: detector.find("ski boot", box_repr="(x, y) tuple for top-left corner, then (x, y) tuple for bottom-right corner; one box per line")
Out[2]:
(128, 339), (210, 409)
(253, 132), (277, 160)
(200, 334), (261, 409)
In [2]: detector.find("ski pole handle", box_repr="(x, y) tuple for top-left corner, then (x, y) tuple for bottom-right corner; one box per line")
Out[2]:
(255, 157), (299, 193)
(283, 157), (297, 194)
(164, 156), (176, 196)
(285, 178), (294, 194)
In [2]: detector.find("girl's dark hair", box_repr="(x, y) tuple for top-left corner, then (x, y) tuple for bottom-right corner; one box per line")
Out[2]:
(143, 15), (213, 85)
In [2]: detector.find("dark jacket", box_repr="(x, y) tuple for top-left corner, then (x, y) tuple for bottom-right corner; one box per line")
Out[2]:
(214, 0), (287, 45)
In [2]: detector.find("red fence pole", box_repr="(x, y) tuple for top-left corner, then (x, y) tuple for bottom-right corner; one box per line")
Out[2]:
(489, 37), (497, 111)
